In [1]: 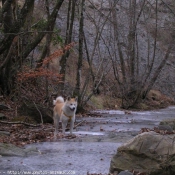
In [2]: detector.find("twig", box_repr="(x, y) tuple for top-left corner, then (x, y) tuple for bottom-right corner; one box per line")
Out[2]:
(86, 112), (102, 117)
(60, 120), (86, 132)
(73, 120), (86, 129)
(0, 121), (41, 127)
(33, 101), (43, 125)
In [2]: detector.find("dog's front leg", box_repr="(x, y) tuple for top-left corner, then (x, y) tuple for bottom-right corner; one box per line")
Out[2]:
(70, 118), (75, 135)
(62, 119), (68, 135)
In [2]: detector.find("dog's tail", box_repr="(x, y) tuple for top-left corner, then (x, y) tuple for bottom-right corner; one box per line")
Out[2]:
(53, 96), (64, 105)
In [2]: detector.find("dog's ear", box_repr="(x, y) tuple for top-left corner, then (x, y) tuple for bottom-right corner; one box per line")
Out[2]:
(75, 96), (78, 101)
(67, 96), (71, 101)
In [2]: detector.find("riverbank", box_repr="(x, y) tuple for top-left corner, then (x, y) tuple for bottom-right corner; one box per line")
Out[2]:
(1, 106), (175, 147)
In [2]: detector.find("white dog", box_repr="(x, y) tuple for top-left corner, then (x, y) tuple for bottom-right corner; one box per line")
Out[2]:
(53, 96), (77, 136)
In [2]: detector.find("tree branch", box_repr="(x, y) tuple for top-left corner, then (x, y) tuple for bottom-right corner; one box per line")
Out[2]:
(0, 120), (41, 127)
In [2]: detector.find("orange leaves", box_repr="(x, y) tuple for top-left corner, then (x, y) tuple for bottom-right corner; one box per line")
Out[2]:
(140, 127), (175, 135)
(42, 42), (75, 66)
(17, 42), (75, 82)
(15, 43), (76, 113)
(17, 67), (62, 82)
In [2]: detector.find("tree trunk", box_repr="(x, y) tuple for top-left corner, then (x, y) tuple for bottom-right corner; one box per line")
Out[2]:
(59, 0), (76, 94)
(128, 0), (136, 92)
(74, 0), (85, 103)
(0, 0), (35, 55)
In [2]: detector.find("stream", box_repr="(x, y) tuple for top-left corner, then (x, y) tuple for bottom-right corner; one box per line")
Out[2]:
(1, 106), (175, 175)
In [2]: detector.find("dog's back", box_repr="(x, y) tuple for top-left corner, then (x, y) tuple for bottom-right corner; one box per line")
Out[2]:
(53, 96), (64, 116)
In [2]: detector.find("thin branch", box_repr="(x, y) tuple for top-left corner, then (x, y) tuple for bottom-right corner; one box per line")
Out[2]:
(0, 120), (41, 127)
(160, 0), (175, 16)
(63, 120), (86, 131)
(33, 101), (43, 125)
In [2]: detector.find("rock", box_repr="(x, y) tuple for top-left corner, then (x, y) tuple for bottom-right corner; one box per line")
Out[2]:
(19, 102), (53, 123)
(0, 131), (10, 136)
(0, 104), (9, 110)
(115, 105), (118, 109)
(160, 119), (175, 130)
(0, 113), (6, 120)
(109, 131), (175, 175)
(157, 124), (173, 132)
(118, 171), (133, 175)
(0, 143), (39, 157)
(25, 147), (41, 156)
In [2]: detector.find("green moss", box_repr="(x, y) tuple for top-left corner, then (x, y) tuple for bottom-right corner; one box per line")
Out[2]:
(139, 103), (149, 110)
(160, 119), (175, 130)
(90, 96), (104, 109)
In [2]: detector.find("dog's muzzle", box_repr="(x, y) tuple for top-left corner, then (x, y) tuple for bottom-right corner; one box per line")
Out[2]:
(70, 107), (76, 111)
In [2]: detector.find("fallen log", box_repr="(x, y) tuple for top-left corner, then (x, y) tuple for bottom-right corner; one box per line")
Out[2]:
(0, 121), (41, 127)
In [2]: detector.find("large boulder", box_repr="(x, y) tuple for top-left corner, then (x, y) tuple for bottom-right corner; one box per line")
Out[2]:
(109, 131), (175, 175)
(20, 102), (53, 123)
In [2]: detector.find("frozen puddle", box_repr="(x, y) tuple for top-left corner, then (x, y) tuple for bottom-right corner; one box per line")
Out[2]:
(74, 131), (104, 136)
(93, 110), (125, 115)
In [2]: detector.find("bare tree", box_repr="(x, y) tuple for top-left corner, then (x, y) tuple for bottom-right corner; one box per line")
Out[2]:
(75, 0), (113, 109)
(100, 0), (174, 108)
(58, 0), (76, 94)
(74, 0), (85, 103)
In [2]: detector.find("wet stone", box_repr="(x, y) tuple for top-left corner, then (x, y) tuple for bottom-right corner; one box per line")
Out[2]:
(0, 113), (6, 120)
(0, 131), (10, 136)
(118, 171), (133, 175)
(157, 124), (173, 132)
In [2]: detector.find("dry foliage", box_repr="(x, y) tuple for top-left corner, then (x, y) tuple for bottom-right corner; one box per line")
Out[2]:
(140, 127), (175, 135)
(0, 123), (78, 147)
(17, 42), (75, 82)
(0, 123), (54, 146)
(17, 67), (62, 82)
(14, 43), (75, 110)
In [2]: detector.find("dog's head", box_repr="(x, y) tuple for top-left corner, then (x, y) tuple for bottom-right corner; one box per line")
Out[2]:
(65, 97), (78, 112)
